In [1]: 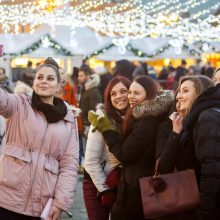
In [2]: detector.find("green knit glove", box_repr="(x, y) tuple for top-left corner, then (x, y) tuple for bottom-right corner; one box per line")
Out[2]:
(88, 110), (116, 133)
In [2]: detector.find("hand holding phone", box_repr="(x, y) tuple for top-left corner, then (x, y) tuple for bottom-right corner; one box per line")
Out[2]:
(171, 112), (184, 134)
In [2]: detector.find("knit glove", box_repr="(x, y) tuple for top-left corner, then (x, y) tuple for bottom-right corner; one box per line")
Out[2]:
(88, 110), (116, 133)
(97, 189), (117, 208)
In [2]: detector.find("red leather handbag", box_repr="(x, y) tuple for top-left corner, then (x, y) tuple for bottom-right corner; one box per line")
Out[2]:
(139, 169), (200, 219)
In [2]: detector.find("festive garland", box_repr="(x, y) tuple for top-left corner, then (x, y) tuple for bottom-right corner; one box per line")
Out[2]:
(197, 42), (220, 53)
(3, 34), (73, 57)
(83, 41), (203, 60)
(83, 43), (115, 60)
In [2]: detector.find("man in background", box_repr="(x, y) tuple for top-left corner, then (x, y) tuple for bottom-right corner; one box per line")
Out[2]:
(78, 65), (102, 136)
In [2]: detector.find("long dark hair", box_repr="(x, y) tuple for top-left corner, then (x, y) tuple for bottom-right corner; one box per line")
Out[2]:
(104, 76), (131, 125)
(122, 75), (160, 138)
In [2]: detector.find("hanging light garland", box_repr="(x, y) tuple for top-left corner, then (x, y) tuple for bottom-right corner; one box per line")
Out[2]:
(0, 0), (219, 43)
(3, 34), (73, 57)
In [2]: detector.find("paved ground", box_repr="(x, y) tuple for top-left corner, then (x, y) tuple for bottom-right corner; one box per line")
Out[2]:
(62, 174), (88, 220)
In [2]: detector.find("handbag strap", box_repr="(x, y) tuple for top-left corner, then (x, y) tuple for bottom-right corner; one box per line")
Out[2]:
(154, 159), (160, 178)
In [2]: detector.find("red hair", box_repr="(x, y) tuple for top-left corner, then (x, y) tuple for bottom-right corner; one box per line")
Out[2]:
(104, 76), (131, 125)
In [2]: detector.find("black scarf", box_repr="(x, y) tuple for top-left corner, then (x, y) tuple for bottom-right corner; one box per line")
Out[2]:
(31, 91), (67, 123)
(180, 84), (220, 150)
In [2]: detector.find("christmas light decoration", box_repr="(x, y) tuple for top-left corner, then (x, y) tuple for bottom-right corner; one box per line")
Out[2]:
(0, 0), (219, 47)
(3, 34), (73, 57)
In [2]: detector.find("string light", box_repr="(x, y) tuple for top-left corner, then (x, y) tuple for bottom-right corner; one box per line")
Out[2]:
(0, 0), (219, 44)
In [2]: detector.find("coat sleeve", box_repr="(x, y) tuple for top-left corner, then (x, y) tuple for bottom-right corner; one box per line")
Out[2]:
(103, 118), (158, 165)
(0, 88), (20, 118)
(53, 120), (79, 212)
(194, 110), (220, 217)
(157, 130), (181, 173)
(84, 126), (108, 192)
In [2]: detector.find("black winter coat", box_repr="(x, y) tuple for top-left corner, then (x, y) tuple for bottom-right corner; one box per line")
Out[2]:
(79, 75), (102, 126)
(103, 90), (174, 220)
(181, 84), (220, 220)
(157, 120), (199, 174)
(156, 120), (199, 220)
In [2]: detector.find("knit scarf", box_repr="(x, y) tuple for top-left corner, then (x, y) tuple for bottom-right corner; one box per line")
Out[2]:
(31, 91), (67, 123)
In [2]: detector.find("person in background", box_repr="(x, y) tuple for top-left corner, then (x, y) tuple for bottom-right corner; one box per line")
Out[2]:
(0, 67), (14, 93)
(94, 66), (113, 101)
(174, 59), (188, 89)
(158, 67), (169, 89)
(78, 65), (102, 137)
(187, 65), (197, 75)
(0, 57), (79, 220)
(166, 67), (176, 90)
(88, 75), (174, 220)
(132, 61), (149, 78)
(201, 62), (214, 79)
(176, 75), (220, 220)
(113, 59), (136, 81)
(23, 60), (35, 86)
(194, 59), (203, 74)
(58, 67), (85, 173)
(83, 76), (131, 220)
(213, 67), (220, 85)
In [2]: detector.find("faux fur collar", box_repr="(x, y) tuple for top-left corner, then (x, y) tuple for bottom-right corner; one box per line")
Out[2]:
(85, 74), (100, 90)
(132, 90), (174, 119)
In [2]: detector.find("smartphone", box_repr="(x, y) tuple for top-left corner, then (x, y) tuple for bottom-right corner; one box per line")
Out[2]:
(169, 112), (176, 121)
(0, 45), (3, 57)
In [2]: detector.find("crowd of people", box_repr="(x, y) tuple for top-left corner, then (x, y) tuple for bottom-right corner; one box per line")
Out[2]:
(0, 57), (220, 220)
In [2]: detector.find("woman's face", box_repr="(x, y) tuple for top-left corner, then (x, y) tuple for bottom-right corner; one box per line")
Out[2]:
(110, 82), (129, 111)
(33, 66), (59, 103)
(128, 81), (147, 107)
(176, 80), (197, 113)
(213, 70), (220, 85)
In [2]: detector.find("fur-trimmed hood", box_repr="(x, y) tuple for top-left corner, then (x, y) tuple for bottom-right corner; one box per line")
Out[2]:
(85, 74), (100, 91)
(14, 81), (33, 96)
(132, 90), (174, 119)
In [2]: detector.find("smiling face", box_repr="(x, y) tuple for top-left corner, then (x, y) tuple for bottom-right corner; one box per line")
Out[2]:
(110, 82), (129, 111)
(33, 66), (59, 104)
(213, 70), (220, 85)
(176, 80), (198, 114)
(128, 81), (147, 107)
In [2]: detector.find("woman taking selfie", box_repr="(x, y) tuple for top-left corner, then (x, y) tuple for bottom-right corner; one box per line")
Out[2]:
(88, 75), (174, 220)
(83, 76), (131, 220)
(0, 57), (79, 220)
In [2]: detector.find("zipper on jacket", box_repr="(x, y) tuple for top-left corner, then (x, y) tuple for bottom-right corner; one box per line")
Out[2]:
(23, 124), (48, 215)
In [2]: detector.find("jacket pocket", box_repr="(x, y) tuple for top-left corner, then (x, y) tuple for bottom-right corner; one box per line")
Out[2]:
(43, 157), (59, 197)
(0, 146), (31, 191)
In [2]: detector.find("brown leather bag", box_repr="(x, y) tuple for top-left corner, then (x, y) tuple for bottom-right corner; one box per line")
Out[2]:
(139, 169), (200, 219)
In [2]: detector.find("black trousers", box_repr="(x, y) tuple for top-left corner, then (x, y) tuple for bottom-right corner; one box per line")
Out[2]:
(0, 207), (40, 220)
